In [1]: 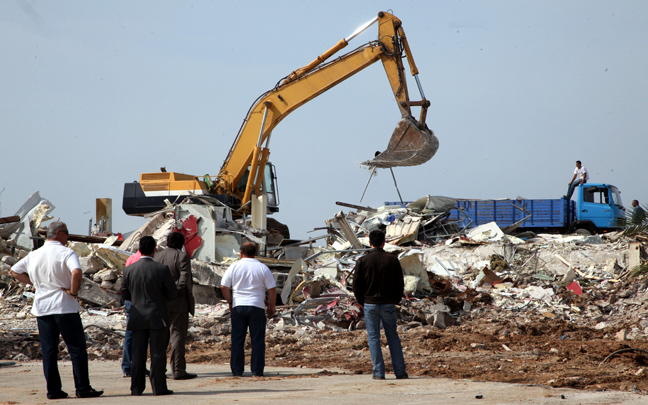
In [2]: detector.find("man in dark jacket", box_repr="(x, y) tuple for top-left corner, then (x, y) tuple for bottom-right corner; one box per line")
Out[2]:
(154, 231), (196, 380)
(352, 230), (407, 380)
(122, 236), (177, 396)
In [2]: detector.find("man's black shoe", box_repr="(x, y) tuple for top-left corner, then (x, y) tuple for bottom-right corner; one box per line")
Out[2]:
(396, 373), (409, 379)
(372, 376), (385, 380)
(76, 388), (104, 398)
(156, 390), (174, 396)
(123, 372), (131, 378)
(47, 391), (68, 400)
(252, 373), (264, 377)
(174, 372), (197, 380)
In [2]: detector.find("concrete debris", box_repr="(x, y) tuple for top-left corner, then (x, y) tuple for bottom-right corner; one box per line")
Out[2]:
(0, 192), (55, 250)
(2, 192), (648, 392)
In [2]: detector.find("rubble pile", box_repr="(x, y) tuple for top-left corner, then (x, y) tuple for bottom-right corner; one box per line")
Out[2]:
(2, 194), (648, 392)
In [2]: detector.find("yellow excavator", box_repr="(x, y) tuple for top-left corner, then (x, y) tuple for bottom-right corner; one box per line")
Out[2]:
(122, 11), (439, 224)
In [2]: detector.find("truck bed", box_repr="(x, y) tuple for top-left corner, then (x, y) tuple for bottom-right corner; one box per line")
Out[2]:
(447, 198), (576, 231)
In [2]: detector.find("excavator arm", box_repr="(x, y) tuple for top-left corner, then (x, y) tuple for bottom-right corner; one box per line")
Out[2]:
(215, 11), (438, 209)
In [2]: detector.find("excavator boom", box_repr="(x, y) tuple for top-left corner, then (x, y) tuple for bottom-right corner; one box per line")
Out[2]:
(217, 11), (438, 205)
(123, 12), (438, 218)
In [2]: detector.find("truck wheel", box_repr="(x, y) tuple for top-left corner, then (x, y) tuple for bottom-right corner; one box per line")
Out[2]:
(573, 228), (592, 236)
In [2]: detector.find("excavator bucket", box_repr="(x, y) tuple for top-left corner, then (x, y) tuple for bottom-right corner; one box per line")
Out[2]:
(362, 116), (439, 168)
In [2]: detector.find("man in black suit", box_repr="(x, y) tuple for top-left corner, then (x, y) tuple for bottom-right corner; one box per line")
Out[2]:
(122, 236), (177, 396)
(154, 231), (196, 380)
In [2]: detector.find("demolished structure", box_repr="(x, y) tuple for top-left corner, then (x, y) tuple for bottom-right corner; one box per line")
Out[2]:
(2, 193), (648, 393)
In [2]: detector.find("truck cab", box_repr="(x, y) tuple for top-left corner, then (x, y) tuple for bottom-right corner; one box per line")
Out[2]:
(571, 183), (625, 233)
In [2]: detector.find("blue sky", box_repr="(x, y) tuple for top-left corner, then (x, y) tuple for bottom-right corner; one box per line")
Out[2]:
(2, 1), (647, 240)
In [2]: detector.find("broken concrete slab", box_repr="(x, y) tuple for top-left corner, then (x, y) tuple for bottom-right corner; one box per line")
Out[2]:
(0, 191), (55, 250)
(120, 212), (168, 253)
(79, 255), (104, 275)
(213, 234), (240, 263)
(399, 251), (432, 293)
(192, 260), (227, 287)
(78, 278), (121, 307)
(281, 258), (307, 305)
(93, 245), (131, 271)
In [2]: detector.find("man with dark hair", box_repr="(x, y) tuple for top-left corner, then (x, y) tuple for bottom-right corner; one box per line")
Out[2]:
(631, 200), (646, 225)
(10, 221), (103, 399)
(220, 242), (276, 377)
(353, 230), (407, 380)
(154, 231), (196, 380)
(122, 236), (177, 396)
(565, 160), (589, 200)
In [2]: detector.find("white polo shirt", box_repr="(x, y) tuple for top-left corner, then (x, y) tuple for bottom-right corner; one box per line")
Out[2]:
(221, 258), (276, 309)
(12, 240), (82, 316)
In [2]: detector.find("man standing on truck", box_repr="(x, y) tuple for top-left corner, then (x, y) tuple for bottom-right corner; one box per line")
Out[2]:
(565, 160), (589, 200)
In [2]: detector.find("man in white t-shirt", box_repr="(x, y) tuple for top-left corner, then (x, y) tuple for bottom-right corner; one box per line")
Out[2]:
(220, 242), (276, 377)
(10, 221), (103, 400)
(565, 160), (589, 200)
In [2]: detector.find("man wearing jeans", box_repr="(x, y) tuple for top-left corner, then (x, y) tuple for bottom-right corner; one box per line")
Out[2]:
(220, 242), (276, 377)
(565, 160), (589, 200)
(353, 230), (408, 380)
(10, 221), (103, 399)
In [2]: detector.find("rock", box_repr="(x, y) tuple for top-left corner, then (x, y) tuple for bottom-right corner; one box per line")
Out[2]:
(1, 255), (17, 266)
(100, 269), (119, 282)
(79, 256), (104, 275)
(426, 310), (455, 329)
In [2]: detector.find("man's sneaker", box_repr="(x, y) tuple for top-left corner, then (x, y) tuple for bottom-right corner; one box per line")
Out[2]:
(396, 373), (409, 379)
(372, 375), (385, 380)
(47, 391), (68, 400)
(76, 388), (104, 398)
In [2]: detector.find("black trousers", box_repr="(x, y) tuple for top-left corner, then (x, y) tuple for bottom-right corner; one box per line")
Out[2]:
(130, 328), (170, 395)
(37, 313), (91, 396)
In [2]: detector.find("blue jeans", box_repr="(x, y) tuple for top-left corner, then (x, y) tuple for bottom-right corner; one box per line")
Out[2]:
(37, 313), (91, 395)
(121, 300), (132, 374)
(566, 180), (581, 200)
(230, 306), (266, 376)
(363, 303), (406, 378)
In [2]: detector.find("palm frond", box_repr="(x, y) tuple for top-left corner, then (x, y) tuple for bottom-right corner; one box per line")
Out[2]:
(622, 202), (648, 236)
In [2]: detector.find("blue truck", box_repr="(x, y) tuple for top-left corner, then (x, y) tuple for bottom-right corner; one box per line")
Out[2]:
(444, 183), (625, 235)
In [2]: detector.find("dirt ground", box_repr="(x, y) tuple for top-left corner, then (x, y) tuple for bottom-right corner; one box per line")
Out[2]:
(183, 316), (648, 393)
(3, 301), (648, 396)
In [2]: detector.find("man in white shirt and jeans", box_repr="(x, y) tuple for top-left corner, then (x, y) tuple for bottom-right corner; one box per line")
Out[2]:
(565, 160), (590, 200)
(10, 221), (103, 400)
(220, 242), (276, 377)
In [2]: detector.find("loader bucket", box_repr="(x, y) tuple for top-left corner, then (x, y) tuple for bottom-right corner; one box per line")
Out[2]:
(362, 116), (439, 168)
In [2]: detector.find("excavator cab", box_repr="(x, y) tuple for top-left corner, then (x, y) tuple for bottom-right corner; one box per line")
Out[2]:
(236, 162), (279, 213)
